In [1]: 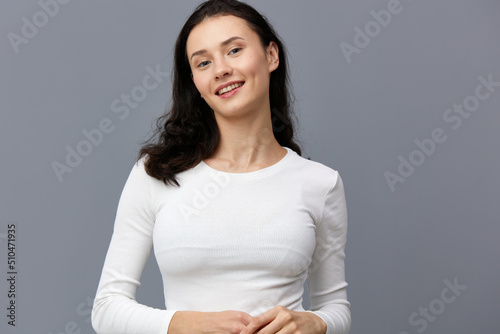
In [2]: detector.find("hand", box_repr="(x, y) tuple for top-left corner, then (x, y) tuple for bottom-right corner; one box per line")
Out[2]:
(240, 305), (327, 334)
(168, 310), (254, 334)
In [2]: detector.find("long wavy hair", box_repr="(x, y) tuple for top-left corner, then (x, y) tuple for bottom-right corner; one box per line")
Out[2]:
(138, 0), (303, 187)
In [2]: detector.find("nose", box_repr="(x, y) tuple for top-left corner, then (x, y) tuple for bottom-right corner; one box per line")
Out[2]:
(214, 57), (232, 79)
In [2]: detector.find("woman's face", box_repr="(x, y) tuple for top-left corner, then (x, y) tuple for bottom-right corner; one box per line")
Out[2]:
(186, 15), (279, 119)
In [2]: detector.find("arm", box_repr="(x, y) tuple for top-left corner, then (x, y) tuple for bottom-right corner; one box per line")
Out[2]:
(305, 171), (351, 334)
(91, 157), (176, 334)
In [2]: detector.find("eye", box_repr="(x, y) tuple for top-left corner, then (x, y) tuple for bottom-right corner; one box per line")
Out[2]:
(197, 60), (211, 68)
(229, 47), (242, 55)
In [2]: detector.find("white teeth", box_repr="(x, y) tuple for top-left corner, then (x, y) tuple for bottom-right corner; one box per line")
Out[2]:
(218, 82), (243, 95)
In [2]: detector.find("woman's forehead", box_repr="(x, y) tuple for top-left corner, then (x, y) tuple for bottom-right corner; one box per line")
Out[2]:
(186, 15), (256, 54)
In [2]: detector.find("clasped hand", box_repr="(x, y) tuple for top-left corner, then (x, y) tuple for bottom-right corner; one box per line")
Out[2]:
(239, 305), (326, 334)
(167, 305), (326, 334)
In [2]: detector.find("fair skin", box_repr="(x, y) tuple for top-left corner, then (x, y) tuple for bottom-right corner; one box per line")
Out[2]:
(188, 14), (286, 173)
(167, 15), (327, 334)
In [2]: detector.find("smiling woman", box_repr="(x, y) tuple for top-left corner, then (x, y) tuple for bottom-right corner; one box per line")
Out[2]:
(91, 1), (351, 334)
(187, 15), (279, 125)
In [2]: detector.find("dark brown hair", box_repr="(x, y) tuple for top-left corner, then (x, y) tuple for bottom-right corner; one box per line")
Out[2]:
(137, 0), (302, 187)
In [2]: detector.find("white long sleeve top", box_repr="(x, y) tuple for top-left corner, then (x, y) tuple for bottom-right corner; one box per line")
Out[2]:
(91, 146), (351, 334)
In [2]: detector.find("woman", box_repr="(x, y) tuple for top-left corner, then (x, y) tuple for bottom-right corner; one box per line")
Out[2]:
(91, 0), (351, 333)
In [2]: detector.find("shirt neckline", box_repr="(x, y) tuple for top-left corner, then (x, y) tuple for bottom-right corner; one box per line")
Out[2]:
(198, 146), (294, 178)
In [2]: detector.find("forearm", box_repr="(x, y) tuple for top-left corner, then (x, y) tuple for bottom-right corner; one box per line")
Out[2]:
(92, 294), (175, 334)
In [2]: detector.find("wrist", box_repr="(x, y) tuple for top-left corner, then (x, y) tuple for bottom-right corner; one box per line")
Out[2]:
(306, 311), (327, 334)
(168, 311), (204, 334)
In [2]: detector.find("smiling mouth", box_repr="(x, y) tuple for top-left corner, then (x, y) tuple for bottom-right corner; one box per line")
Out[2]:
(216, 82), (244, 95)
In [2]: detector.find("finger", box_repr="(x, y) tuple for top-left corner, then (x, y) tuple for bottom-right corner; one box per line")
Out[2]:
(243, 306), (290, 334)
(242, 312), (255, 326)
(240, 308), (277, 334)
(253, 320), (283, 334)
(254, 308), (293, 334)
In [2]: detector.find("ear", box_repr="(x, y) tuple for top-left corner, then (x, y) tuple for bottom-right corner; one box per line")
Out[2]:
(266, 41), (279, 73)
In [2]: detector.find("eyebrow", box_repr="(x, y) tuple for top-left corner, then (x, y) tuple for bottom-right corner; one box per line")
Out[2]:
(190, 36), (245, 60)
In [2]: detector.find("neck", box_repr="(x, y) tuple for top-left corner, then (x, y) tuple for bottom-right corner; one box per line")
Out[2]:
(208, 106), (285, 170)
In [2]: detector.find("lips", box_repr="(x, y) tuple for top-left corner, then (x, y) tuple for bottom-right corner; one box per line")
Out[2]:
(215, 81), (245, 95)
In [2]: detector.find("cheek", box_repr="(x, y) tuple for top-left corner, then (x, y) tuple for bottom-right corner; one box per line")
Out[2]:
(244, 55), (263, 75)
(244, 54), (271, 83)
(192, 75), (207, 94)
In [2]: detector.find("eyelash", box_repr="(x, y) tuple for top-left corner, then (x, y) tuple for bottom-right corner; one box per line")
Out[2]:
(196, 48), (242, 68)
(198, 61), (210, 68)
(229, 47), (242, 55)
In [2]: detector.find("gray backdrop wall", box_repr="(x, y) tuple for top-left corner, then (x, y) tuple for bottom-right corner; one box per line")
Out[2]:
(1, 0), (499, 333)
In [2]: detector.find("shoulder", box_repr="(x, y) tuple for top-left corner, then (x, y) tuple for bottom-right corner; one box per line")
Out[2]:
(288, 149), (341, 187)
(134, 154), (148, 170)
(126, 154), (162, 188)
(130, 154), (149, 177)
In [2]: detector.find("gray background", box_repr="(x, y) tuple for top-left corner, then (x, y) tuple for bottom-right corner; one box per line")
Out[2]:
(1, 0), (499, 333)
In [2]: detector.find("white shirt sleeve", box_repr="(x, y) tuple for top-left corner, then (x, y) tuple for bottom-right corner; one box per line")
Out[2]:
(91, 158), (177, 334)
(306, 172), (351, 334)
